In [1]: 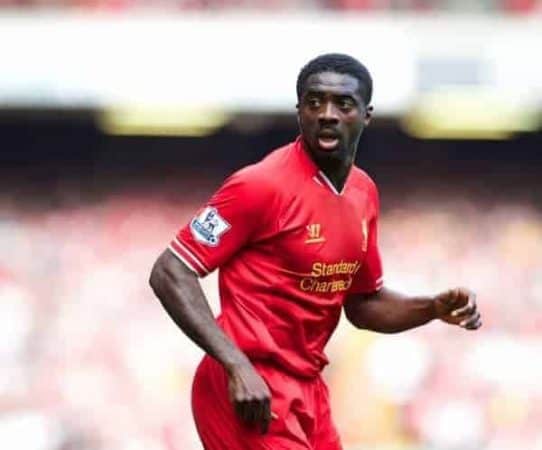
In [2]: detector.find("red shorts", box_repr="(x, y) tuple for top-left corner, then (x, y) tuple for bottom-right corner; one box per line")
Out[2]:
(192, 355), (342, 450)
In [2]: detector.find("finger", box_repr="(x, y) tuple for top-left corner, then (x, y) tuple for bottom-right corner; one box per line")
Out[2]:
(459, 311), (479, 327)
(466, 317), (482, 330)
(242, 402), (252, 424)
(235, 397), (255, 424)
(452, 302), (476, 318)
(452, 292), (476, 317)
(246, 399), (260, 424)
(260, 417), (271, 434)
(250, 400), (263, 424)
(260, 398), (271, 434)
(234, 400), (247, 422)
(460, 312), (480, 329)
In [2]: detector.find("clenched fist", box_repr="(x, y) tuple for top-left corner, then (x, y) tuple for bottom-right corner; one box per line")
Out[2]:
(434, 287), (481, 330)
(227, 361), (274, 434)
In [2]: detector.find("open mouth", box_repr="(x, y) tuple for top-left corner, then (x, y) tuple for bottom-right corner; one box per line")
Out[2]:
(318, 137), (339, 151)
(317, 131), (340, 151)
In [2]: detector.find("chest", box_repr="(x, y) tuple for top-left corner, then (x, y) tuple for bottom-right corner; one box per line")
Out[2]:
(271, 186), (373, 276)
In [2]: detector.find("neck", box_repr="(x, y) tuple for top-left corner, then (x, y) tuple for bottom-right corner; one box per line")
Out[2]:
(305, 142), (356, 192)
(318, 160), (352, 193)
(299, 136), (358, 192)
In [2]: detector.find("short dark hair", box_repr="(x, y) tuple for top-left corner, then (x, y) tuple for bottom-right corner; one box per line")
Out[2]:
(296, 53), (373, 105)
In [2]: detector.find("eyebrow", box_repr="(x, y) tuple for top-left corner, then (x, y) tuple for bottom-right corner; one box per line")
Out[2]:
(304, 90), (359, 102)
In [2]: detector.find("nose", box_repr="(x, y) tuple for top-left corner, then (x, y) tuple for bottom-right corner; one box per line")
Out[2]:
(318, 101), (339, 124)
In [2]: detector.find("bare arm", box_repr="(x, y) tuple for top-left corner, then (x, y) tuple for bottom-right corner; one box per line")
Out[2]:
(149, 249), (247, 368)
(149, 249), (273, 433)
(344, 286), (481, 333)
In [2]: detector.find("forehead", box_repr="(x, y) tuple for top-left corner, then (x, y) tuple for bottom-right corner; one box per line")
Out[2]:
(303, 71), (361, 97)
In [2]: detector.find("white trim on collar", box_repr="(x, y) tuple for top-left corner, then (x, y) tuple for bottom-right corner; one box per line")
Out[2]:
(315, 170), (345, 196)
(312, 175), (323, 186)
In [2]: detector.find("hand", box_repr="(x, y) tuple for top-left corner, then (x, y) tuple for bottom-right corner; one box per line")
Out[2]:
(434, 287), (481, 330)
(227, 361), (273, 434)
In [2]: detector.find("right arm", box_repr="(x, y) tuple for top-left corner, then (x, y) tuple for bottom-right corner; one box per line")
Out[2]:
(149, 249), (273, 433)
(149, 249), (246, 369)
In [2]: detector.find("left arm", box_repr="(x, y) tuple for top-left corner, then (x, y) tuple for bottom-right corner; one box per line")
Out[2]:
(344, 286), (481, 333)
(345, 180), (480, 333)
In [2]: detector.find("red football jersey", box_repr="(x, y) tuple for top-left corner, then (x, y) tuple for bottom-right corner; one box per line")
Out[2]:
(170, 137), (383, 377)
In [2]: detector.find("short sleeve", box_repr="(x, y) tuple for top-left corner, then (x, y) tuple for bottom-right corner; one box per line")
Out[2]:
(168, 168), (274, 277)
(349, 184), (384, 294)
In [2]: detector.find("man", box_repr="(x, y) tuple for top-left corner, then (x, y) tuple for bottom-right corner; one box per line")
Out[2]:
(149, 53), (481, 450)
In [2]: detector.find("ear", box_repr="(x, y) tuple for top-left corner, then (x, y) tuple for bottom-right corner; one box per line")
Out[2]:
(364, 105), (373, 126)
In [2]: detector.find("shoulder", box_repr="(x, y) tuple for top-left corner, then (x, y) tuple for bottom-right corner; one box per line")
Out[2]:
(218, 143), (294, 207)
(349, 166), (380, 218)
(226, 143), (294, 194)
(350, 166), (379, 199)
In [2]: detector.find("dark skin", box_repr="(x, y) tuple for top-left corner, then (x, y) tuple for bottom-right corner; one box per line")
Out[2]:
(297, 71), (481, 331)
(149, 251), (274, 434)
(297, 71), (372, 192)
(149, 70), (481, 436)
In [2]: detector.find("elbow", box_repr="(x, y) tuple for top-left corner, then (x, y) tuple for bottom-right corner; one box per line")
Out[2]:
(149, 249), (197, 299)
(149, 252), (174, 299)
(344, 296), (403, 334)
(369, 325), (405, 334)
(344, 294), (372, 330)
(344, 302), (370, 331)
(344, 306), (359, 329)
(345, 311), (403, 334)
(149, 259), (165, 298)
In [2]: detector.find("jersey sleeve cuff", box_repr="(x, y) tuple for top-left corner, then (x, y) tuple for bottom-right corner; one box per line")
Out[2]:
(355, 276), (384, 295)
(168, 237), (210, 277)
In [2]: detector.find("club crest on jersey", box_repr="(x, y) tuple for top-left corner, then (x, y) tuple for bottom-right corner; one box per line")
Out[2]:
(361, 219), (368, 252)
(190, 207), (230, 246)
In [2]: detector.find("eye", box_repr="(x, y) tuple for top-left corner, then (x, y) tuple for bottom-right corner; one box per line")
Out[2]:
(338, 97), (355, 111)
(306, 96), (321, 109)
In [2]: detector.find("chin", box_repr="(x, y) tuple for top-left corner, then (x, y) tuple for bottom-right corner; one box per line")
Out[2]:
(315, 146), (344, 160)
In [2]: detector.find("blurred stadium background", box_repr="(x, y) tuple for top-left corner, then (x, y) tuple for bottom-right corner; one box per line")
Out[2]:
(1, 1), (541, 449)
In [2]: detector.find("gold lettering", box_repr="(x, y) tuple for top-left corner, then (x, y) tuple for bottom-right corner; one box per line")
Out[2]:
(311, 262), (322, 277)
(316, 282), (328, 293)
(303, 261), (359, 294)
(320, 263), (327, 276)
(308, 261), (362, 278)
(299, 276), (354, 293)
(300, 278), (315, 291)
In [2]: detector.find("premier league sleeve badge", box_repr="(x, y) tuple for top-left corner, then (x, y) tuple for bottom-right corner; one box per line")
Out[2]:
(190, 206), (231, 246)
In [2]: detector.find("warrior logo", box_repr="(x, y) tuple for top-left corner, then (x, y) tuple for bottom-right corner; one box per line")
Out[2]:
(305, 223), (325, 244)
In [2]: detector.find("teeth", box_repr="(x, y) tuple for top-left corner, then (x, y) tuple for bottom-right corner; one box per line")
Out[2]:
(318, 137), (339, 150)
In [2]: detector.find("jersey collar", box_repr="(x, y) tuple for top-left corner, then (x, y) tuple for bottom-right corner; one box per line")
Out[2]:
(294, 136), (347, 196)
